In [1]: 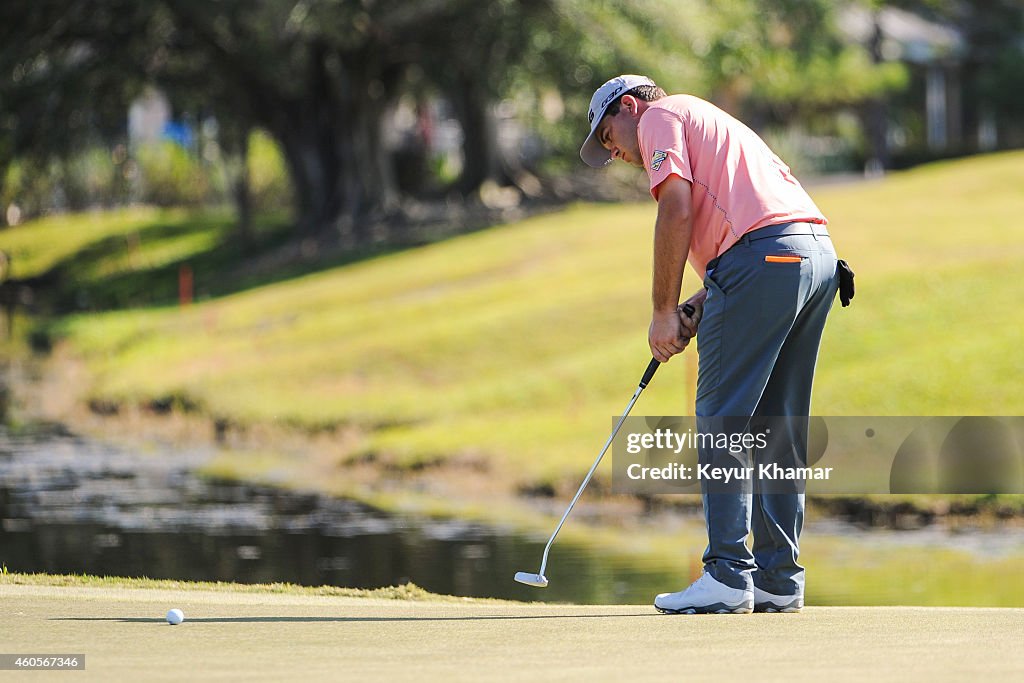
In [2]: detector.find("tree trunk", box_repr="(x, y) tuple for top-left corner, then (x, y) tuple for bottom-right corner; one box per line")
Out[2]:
(0, 164), (7, 228)
(218, 119), (253, 244)
(452, 77), (501, 197)
(335, 63), (400, 244)
(265, 47), (399, 245)
(232, 130), (252, 244)
(275, 115), (343, 237)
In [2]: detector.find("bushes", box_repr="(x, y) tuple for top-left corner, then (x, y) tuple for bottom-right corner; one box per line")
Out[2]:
(62, 147), (134, 209)
(247, 130), (292, 214)
(134, 141), (215, 207)
(135, 131), (293, 211)
(2, 130), (293, 225)
(2, 160), (59, 223)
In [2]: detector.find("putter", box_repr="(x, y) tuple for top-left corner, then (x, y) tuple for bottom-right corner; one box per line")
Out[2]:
(515, 304), (696, 588)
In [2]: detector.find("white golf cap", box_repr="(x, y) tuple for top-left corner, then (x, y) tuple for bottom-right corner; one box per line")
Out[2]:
(580, 74), (657, 167)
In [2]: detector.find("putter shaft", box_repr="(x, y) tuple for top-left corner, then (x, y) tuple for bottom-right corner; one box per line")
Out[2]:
(537, 384), (645, 578)
(517, 304), (694, 587)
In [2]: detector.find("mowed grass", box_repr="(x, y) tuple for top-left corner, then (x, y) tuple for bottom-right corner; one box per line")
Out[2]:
(0, 206), (292, 310)
(5, 152), (1024, 488)
(3, 574), (1023, 682)
(0, 207), (171, 280)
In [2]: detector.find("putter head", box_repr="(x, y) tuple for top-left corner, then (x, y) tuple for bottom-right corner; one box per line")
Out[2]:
(514, 571), (549, 588)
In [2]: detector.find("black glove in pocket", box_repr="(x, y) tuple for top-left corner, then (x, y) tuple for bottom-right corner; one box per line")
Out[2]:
(837, 259), (855, 307)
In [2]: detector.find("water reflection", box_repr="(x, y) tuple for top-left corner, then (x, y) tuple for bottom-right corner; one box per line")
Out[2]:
(0, 424), (687, 603)
(6, 423), (1023, 606)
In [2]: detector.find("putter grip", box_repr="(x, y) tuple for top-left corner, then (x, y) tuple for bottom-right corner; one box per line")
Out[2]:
(640, 304), (696, 388)
(639, 358), (660, 389)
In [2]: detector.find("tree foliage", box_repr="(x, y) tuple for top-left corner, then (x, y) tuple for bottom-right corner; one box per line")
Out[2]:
(0, 1), (157, 208)
(4, 0), (1016, 236)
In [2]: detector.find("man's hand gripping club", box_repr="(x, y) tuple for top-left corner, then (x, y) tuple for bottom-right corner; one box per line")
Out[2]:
(649, 296), (704, 363)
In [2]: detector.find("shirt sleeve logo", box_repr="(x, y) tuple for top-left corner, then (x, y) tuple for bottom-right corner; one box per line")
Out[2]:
(650, 150), (668, 172)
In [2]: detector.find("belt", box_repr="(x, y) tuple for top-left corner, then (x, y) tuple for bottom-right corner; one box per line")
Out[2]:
(737, 221), (830, 245)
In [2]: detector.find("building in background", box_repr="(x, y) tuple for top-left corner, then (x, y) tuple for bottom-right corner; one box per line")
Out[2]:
(841, 5), (971, 169)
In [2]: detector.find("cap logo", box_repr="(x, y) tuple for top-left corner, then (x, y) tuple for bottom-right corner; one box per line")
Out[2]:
(600, 86), (624, 109)
(588, 110), (595, 123)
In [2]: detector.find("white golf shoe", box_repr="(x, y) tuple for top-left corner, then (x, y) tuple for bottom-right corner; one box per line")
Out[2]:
(753, 586), (803, 613)
(654, 572), (754, 614)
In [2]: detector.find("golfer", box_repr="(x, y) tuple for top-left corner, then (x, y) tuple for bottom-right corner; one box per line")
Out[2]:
(581, 75), (839, 614)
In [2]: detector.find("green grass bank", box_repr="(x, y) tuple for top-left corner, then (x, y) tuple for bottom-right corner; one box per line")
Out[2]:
(3, 152), (1021, 491)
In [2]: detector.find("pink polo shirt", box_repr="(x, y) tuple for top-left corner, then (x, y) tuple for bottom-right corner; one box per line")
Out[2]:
(638, 95), (827, 278)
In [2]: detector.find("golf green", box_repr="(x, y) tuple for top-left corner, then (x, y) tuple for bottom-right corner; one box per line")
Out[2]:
(3, 582), (1023, 681)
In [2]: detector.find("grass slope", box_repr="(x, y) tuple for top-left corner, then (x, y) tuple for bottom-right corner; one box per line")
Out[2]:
(4, 152), (1024, 489)
(0, 206), (292, 310)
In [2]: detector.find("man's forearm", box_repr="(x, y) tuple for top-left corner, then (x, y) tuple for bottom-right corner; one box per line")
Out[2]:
(652, 190), (693, 314)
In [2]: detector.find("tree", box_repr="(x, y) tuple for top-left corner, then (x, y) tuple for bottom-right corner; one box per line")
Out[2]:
(5, 0), (949, 239)
(154, 1), (397, 241)
(698, 0), (907, 123)
(0, 1), (156, 216)
(158, 1), (576, 238)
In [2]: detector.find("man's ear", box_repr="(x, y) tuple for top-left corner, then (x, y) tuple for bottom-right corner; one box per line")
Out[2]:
(620, 94), (640, 116)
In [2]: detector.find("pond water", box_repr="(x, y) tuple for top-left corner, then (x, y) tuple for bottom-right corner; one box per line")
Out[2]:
(0, 424), (689, 604)
(4, 421), (1024, 606)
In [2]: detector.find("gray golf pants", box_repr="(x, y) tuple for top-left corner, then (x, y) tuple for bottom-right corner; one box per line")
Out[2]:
(695, 222), (838, 596)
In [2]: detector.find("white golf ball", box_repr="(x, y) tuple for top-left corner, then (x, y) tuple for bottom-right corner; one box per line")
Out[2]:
(166, 608), (185, 625)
